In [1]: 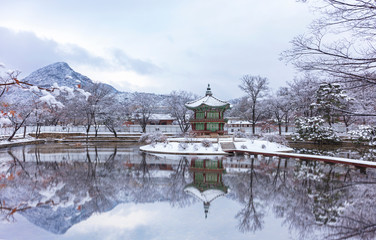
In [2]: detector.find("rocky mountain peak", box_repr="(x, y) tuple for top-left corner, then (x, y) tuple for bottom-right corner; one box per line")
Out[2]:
(23, 62), (92, 89)
(22, 62), (118, 93)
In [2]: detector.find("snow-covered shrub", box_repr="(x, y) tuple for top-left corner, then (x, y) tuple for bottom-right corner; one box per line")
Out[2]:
(193, 144), (199, 151)
(178, 142), (189, 151)
(201, 139), (212, 148)
(262, 134), (289, 146)
(0, 117), (11, 127)
(261, 144), (266, 149)
(293, 116), (341, 144)
(234, 130), (247, 138)
(138, 132), (167, 144)
(349, 125), (376, 146)
(213, 146), (219, 152)
(311, 83), (353, 125)
(241, 144), (248, 149)
(182, 132), (197, 144)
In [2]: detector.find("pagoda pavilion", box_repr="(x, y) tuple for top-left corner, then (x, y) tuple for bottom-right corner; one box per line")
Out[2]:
(185, 84), (231, 136)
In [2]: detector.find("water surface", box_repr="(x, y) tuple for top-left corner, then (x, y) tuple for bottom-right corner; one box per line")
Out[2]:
(0, 143), (375, 240)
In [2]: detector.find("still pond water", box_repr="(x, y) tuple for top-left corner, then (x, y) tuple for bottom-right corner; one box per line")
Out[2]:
(0, 142), (375, 240)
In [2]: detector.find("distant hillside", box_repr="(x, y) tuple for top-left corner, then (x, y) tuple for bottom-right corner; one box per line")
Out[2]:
(4, 62), (237, 112)
(22, 62), (118, 93)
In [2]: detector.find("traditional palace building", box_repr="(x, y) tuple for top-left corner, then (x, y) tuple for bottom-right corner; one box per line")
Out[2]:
(185, 84), (231, 135)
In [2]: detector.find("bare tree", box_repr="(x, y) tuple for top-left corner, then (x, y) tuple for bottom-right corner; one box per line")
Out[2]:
(167, 90), (194, 134)
(3, 103), (33, 141)
(283, 1), (376, 89)
(239, 75), (269, 134)
(102, 98), (127, 138)
(81, 83), (113, 137)
(131, 92), (156, 133)
(288, 75), (319, 118)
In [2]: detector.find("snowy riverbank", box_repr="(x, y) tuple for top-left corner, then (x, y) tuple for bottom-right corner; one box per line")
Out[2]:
(139, 138), (293, 155)
(0, 137), (46, 148)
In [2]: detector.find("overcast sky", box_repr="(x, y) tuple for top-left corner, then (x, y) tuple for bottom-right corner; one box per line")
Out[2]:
(0, 0), (313, 99)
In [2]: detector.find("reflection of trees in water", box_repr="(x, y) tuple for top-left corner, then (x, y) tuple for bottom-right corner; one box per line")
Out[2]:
(0, 145), (127, 230)
(276, 160), (356, 239)
(235, 158), (265, 232)
(225, 154), (376, 240)
(85, 146), (115, 213)
(167, 157), (192, 208)
(131, 152), (155, 204)
(324, 178), (376, 240)
(1, 144), (376, 239)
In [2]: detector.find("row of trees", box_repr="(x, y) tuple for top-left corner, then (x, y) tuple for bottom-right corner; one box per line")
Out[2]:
(3, 144), (375, 239)
(1, 67), (375, 141)
(231, 73), (376, 138)
(3, 0), (376, 142)
(0, 65), (198, 140)
(232, 0), (376, 138)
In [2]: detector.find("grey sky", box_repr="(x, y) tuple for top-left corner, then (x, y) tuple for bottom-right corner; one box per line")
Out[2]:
(0, 0), (313, 99)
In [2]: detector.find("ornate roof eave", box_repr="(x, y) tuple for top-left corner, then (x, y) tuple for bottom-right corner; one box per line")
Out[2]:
(184, 185), (228, 203)
(185, 84), (231, 110)
(185, 99), (231, 110)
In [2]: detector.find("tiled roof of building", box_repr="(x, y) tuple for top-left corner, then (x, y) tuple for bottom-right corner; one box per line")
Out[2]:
(185, 84), (230, 109)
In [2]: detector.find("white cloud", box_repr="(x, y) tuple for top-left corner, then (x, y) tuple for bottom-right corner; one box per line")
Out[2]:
(0, 0), (314, 98)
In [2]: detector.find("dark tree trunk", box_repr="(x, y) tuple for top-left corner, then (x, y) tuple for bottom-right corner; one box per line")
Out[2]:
(35, 124), (42, 139)
(252, 107), (256, 134)
(7, 112), (31, 141)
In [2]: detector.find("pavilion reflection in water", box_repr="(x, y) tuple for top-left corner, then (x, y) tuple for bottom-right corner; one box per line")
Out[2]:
(184, 159), (228, 218)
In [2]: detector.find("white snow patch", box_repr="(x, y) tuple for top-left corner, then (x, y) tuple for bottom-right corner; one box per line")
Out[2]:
(39, 182), (65, 203)
(28, 86), (40, 93)
(39, 93), (64, 108)
(139, 139), (293, 155)
(77, 192), (92, 206)
(0, 118), (11, 127)
(76, 88), (91, 100)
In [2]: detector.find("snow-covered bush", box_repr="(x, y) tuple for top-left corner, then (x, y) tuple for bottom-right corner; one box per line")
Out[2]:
(311, 83), (353, 125)
(261, 144), (266, 149)
(293, 116), (341, 144)
(0, 117), (11, 127)
(201, 139), (212, 148)
(193, 144), (199, 151)
(138, 132), (167, 144)
(262, 134), (289, 146)
(234, 130), (247, 138)
(241, 144), (248, 149)
(178, 142), (189, 151)
(183, 132), (197, 144)
(349, 125), (376, 146)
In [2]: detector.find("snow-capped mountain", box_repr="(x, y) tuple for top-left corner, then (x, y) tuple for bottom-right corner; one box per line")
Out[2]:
(22, 62), (118, 93)
(5, 62), (233, 113)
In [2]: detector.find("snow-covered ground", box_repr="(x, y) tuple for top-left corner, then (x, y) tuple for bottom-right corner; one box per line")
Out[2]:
(139, 138), (293, 155)
(0, 135), (45, 148)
